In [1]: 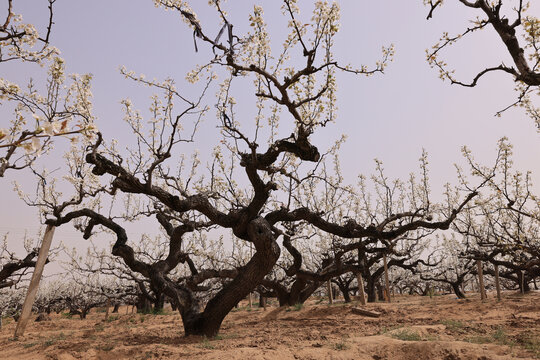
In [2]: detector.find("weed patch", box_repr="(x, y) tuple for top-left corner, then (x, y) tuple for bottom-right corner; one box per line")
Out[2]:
(441, 319), (465, 332)
(391, 328), (422, 341)
(106, 315), (119, 322)
(518, 334), (540, 358)
(61, 312), (73, 319)
(286, 303), (304, 312)
(333, 341), (349, 350)
(199, 337), (215, 350)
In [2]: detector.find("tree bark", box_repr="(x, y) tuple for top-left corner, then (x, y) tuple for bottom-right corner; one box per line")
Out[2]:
(477, 260), (487, 300)
(153, 293), (165, 312)
(136, 295), (152, 313)
(519, 270), (528, 294)
(259, 293), (266, 309)
(494, 264), (501, 301)
(342, 287), (351, 303)
(327, 280), (333, 305)
(366, 276), (377, 303)
(104, 299), (110, 320)
(376, 282), (385, 301)
(180, 218), (280, 337)
(451, 282), (466, 299)
(274, 280), (321, 306)
(383, 253), (391, 303)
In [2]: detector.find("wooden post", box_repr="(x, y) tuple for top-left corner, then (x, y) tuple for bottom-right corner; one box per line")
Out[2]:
(104, 299), (111, 321)
(494, 264), (501, 301)
(14, 225), (55, 338)
(520, 270), (525, 294)
(356, 273), (366, 306)
(476, 260), (486, 300)
(248, 243), (253, 308)
(327, 280), (333, 305)
(383, 253), (391, 303)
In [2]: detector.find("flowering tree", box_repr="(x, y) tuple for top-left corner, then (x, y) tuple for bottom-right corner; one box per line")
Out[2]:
(65, 231), (231, 313)
(0, 236), (39, 290)
(0, 286), (24, 327)
(0, 0), (97, 177)
(259, 156), (450, 305)
(453, 139), (540, 292)
(21, 0), (488, 338)
(419, 233), (476, 298)
(425, 0), (540, 123)
(0, 232), (61, 289)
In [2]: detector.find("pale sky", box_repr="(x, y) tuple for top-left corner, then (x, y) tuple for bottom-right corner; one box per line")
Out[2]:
(1, 0), (539, 269)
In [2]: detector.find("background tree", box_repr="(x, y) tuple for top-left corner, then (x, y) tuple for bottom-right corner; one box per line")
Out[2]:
(0, 232), (61, 289)
(419, 233), (475, 299)
(0, 286), (24, 328)
(454, 138), (540, 292)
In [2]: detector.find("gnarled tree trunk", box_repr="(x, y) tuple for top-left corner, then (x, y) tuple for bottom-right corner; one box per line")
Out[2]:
(451, 282), (466, 299)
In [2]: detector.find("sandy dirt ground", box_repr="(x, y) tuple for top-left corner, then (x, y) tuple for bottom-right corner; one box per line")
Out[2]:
(0, 291), (539, 360)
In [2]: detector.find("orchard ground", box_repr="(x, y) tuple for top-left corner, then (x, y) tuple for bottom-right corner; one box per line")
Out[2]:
(0, 292), (539, 360)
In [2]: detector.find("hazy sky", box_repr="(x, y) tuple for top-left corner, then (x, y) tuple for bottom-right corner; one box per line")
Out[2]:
(1, 0), (539, 265)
